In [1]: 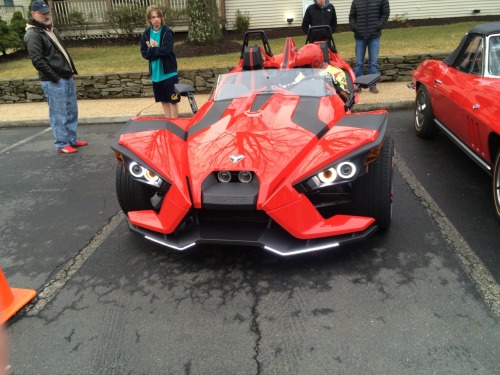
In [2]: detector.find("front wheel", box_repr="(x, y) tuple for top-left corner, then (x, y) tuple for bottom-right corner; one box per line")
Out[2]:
(414, 85), (438, 139)
(115, 162), (156, 214)
(352, 136), (394, 230)
(493, 152), (500, 221)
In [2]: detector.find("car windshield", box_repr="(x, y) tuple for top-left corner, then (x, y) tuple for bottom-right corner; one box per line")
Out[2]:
(212, 69), (336, 101)
(488, 35), (500, 77)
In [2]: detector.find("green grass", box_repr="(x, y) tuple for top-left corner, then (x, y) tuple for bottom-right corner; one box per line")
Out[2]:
(0, 22), (477, 79)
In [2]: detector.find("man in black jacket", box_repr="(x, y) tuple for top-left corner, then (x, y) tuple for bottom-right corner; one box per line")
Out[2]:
(349, 0), (390, 93)
(302, 0), (337, 39)
(24, 0), (87, 153)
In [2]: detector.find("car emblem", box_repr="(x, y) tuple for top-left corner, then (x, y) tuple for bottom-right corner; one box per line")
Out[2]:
(229, 154), (244, 163)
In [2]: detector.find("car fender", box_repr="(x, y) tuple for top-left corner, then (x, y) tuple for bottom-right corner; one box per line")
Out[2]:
(262, 110), (388, 213)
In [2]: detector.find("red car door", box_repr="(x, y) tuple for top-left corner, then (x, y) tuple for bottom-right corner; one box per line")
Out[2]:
(430, 63), (468, 141)
(435, 35), (485, 144)
(461, 35), (500, 165)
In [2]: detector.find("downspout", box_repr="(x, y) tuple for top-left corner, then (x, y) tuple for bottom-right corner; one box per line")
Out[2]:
(219, 0), (226, 31)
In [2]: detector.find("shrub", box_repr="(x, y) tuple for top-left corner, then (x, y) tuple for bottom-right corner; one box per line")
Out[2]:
(391, 12), (409, 26)
(187, 0), (222, 45)
(105, 5), (144, 39)
(68, 10), (94, 38)
(9, 11), (27, 40)
(233, 10), (250, 34)
(0, 16), (23, 55)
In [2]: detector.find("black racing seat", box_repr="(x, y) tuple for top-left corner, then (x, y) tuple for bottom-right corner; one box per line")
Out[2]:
(242, 45), (264, 70)
(315, 41), (330, 63)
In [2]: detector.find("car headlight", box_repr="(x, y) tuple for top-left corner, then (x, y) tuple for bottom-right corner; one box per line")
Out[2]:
(294, 145), (384, 193)
(308, 161), (358, 189)
(318, 167), (337, 184)
(128, 161), (164, 188)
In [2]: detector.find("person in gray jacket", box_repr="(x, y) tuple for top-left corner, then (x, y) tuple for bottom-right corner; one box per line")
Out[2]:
(349, 0), (390, 93)
(24, 0), (87, 153)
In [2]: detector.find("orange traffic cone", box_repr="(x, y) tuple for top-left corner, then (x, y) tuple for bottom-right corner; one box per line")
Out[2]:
(0, 268), (36, 324)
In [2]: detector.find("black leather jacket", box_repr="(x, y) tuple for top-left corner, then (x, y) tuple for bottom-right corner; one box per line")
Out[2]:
(24, 20), (77, 82)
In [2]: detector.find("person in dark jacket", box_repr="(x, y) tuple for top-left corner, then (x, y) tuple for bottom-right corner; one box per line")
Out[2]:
(302, 0), (337, 39)
(349, 0), (390, 93)
(24, 0), (87, 154)
(140, 5), (180, 118)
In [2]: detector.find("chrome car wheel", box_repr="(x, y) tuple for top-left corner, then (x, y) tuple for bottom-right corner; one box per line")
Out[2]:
(414, 85), (438, 139)
(493, 152), (500, 221)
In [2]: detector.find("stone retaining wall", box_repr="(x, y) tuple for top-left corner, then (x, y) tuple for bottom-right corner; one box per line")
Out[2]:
(0, 52), (448, 104)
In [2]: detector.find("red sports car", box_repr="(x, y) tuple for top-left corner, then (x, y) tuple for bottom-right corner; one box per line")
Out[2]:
(410, 22), (500, 220)
(112, 28), (393, 255)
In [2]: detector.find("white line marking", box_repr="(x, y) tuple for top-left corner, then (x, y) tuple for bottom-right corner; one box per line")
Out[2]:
(395, 149), (500, 316)
(0, 127), (52, 154)
(26, 211), (125, 316)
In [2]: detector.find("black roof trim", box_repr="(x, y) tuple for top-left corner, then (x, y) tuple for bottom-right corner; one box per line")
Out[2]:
(469, 22), (500, 36)
(335, 112), (388, 132)
(444, 22), (500, 66)
(117, 118), (187, 140)
(188, 100), (232, 137)
(292, 97), (329, 138)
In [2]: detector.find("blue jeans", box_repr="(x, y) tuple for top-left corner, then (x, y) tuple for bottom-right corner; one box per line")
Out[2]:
(354, 37), (380, 88)
(41, 78), (79, 149)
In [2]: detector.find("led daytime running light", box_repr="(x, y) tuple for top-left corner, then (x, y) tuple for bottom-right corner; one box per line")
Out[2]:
(336, 161), (356, 179)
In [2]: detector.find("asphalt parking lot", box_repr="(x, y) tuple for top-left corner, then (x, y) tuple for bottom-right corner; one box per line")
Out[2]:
(1, 110), (499, 374)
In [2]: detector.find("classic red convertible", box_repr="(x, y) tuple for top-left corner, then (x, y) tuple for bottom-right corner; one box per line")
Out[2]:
(111, 27), (393, 255)
(410, 22), (500, 220)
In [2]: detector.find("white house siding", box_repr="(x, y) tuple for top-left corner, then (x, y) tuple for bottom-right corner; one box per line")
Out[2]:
(381, 0), (500, 23)
(6, 0), (30, 11)
(224, 0), (303, 30)
(227, 0), (500, 30)
(0, 0), (30, 22)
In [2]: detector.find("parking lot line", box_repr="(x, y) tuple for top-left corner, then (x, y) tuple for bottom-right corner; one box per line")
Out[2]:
(26, 211), (125, 316)
(0, 127), (51, 154)
(395, 149), (500, 316)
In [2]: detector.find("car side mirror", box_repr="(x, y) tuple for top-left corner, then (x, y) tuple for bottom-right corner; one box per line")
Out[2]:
(174, 83), (196, 96)
(354, 73), (381, 89)
(174, 83), (198, 114)
(344, 74), (381, 111)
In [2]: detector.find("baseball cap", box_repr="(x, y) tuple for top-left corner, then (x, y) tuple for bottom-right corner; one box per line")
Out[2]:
(31, 0), (51, 13)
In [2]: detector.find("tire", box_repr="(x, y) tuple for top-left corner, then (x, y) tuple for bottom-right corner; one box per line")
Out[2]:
(352, 136), (394, 230)
(115, 162), (156, 214)
(414, 85), (439, 139)
(493, 151), (500, 221)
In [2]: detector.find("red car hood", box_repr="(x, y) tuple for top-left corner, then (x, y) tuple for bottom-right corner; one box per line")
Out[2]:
(186, 93), (345, 204)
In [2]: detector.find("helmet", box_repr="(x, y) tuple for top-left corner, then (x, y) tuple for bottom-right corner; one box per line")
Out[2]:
(295, 44), (324, 68)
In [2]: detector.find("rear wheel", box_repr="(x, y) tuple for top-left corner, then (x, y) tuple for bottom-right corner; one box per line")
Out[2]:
(115, 162), (156, 214)
(493, 152), (500, 221)
(414, 85), (438, 139)
(352, 136), (394, 230)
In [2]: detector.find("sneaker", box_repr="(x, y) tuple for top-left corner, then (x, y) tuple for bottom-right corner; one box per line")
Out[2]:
(57, 145), (78, 154)
(71, 140), (88, 147)
(369, 87), (379, 94)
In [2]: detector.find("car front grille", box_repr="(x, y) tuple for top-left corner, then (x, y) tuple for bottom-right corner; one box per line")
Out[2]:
(196, 209), (270, 224)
